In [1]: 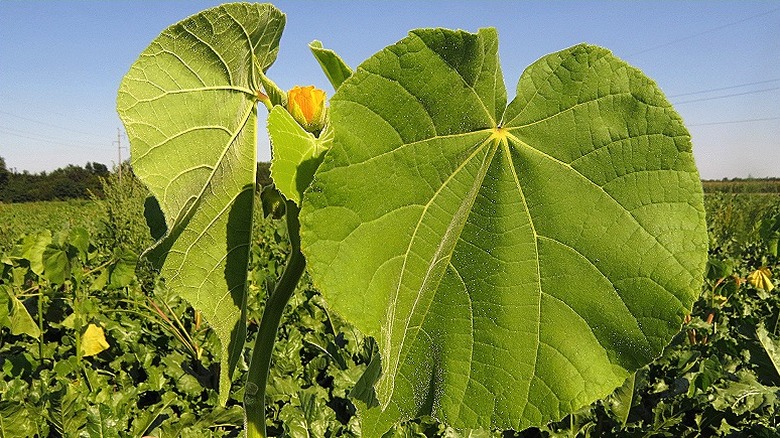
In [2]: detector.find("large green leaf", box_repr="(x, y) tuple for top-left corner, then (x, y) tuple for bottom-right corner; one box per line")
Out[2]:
(20, 230), (51, 276)
(116, 3), (285, 403)
(300, 28), (707, 434)
(41, 244), (70, 284)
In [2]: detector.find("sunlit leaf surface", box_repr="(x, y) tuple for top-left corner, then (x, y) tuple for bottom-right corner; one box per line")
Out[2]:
(301, 28), (707, 434)
(117, 3), (285, 403)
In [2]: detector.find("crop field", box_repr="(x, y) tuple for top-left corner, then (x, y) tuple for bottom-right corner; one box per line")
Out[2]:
(1, 174), (778, 437)
(0, 200), (106, 253)
(703, 179), (780, 194)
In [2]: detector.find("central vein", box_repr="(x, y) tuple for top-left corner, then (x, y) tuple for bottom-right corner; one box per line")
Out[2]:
(490, 126), (510, 143)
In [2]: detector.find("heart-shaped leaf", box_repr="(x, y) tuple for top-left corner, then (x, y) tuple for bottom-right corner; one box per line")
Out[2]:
(116, 3), (285, 403)
(42, 244), (70, 284)
(300, 28), (707, 434)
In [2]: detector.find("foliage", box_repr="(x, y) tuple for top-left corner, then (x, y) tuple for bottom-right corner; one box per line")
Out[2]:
(0, 158), (109, 203)
(703, 178), (780, 194)
(301, 29), (707, 434)
(0, 224), (246, 437)
(0, 157), (9, 191)
(0, 200), (106, 253)
(705, 193), (780, 258)
(95, 164), (153, 256)
(1, 191), (779, 437)
(116, 3), (286, 401)
(258, 162), (273, 188)
(113, 3), (712, 436)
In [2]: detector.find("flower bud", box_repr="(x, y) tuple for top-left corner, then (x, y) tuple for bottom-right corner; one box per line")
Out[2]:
(287, 85), (327, 133)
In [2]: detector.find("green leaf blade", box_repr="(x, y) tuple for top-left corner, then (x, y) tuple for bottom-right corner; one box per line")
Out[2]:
(608, 373), (637, 426)
(116, 3), (285, 404)
(757, 325), (780, 378)
(268, 106), (331, 205)
(504, 44), (706, 352)
(41, 245), (70, 284)
(301, 29), (707, 435)
(309, 40), (353, 90)
(85, 404), (120, 438)
(0, 286), (40, 338)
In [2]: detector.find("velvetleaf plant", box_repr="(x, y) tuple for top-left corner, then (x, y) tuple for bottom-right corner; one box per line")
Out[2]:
(116, 3), (708, 437)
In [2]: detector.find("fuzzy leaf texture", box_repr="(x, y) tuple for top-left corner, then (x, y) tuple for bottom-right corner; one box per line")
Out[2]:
(116, 3), (285, 403)
(300, 28), (708, 434)
(268, 106), (332, 205)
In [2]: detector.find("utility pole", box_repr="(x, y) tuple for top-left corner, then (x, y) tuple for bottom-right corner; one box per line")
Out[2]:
(114, 128), (126, 182)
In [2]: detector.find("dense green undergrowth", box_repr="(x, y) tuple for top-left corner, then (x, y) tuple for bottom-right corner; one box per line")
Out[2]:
(1, 173), (779, 437)
(0, 200), (106, 254)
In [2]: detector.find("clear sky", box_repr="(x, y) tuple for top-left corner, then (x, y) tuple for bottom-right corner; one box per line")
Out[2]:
(1, 1), (778, 179)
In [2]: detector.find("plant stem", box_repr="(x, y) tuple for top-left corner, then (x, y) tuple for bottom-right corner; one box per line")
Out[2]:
(245, 200), (306, 438)
(38, 285), (44, 365)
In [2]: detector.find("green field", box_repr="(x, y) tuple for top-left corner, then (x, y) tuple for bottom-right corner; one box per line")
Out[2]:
(1, 179), (779, 436)
(703, 178), (780, 194)
(0, 200), (106, 252)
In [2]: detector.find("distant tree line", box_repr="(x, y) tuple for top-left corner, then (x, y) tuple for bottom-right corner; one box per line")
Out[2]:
(0, 158), (275, 204)
(0, 157), (110, 203)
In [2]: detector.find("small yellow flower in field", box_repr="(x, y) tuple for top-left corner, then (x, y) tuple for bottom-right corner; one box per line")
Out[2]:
(287, 85), (326, 132)
(748, 266), (775, 292)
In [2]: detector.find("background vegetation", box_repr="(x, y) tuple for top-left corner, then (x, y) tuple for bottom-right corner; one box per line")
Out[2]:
(0, 157), (110, 203)
(1, 169), (779, 437)
(702, 178), (780, 194)
(0, 157), (273, 204)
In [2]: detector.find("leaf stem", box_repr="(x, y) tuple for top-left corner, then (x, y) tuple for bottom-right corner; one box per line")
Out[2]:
(245, 200), (306, 438)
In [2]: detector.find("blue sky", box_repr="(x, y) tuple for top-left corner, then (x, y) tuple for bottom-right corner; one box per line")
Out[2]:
(0, 1), (778, 179)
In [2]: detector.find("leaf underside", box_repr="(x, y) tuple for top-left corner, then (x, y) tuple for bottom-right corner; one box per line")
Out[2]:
(116, 3), (285, 404)
(300, 28), (707, 434)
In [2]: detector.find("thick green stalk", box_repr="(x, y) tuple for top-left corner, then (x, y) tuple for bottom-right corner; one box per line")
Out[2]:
(245, 200), (306, 438)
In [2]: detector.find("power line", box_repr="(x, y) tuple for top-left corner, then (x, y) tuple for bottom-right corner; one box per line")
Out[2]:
(0, 93), (97, 126)
(0, 109), (106, 139)
(673, 86), (779, 105)
(667, 79), (780, 98)
(0, 128), (106, 151)
(0, 124), (106, 147)
(687, 117), (780, 127)
(629, 7), (780, 56)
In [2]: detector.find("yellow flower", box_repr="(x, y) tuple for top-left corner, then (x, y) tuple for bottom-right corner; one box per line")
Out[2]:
(287, 85), (326, 132)
(748, 266), (775, 292)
